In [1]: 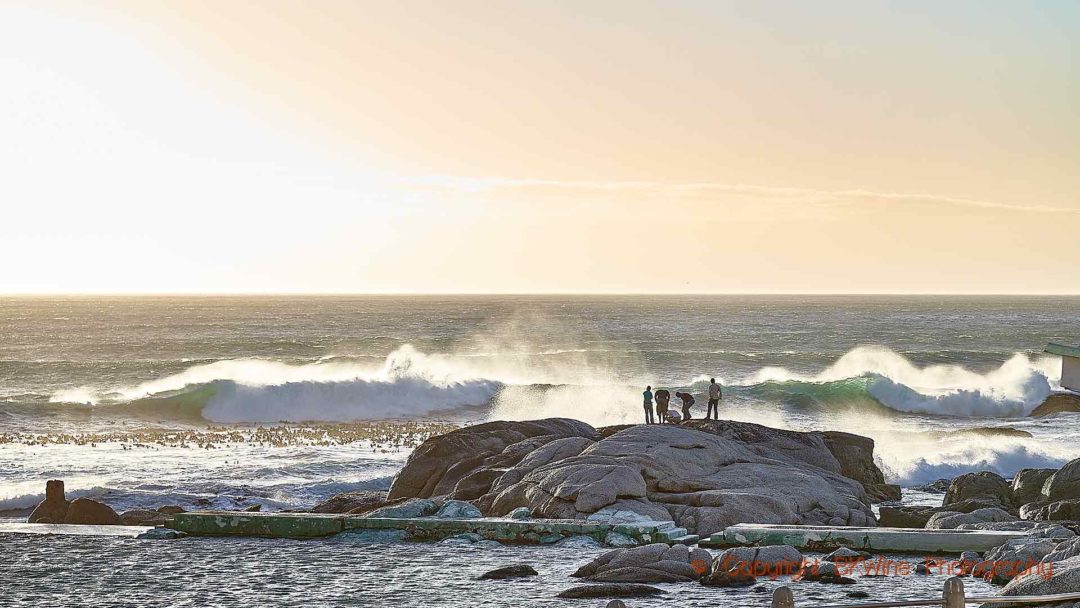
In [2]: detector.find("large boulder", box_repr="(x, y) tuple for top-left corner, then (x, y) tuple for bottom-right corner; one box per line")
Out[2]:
(1042, 458), (1080, 502)
(388, 418), (880, 536)
(1043, 537), (1080, 563)
(27, 480), (69, 524)
(64, 498), (120, 525)
(1012, 468), (1057, 506)
(388, 419), (599, 501)
(879, 506), (934, 529)
(572, 543), (712, 583)
(311, 490), (392, 514)
(819, 431), (900, 502)
(943, 472), (1014, 512)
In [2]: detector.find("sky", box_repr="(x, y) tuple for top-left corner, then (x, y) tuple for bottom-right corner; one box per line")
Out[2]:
(2, 0), (1078, 294)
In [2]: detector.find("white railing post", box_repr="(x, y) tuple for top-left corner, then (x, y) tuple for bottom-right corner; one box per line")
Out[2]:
(943, 576), (965, 608)
(772, 585), (795, 608)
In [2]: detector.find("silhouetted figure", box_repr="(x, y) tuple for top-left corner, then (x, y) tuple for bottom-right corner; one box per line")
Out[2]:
(642, 386), (655, 424)
(707, 378), (722, 420)
(676, 391), (695, 420)
(654, 389), (670, 424)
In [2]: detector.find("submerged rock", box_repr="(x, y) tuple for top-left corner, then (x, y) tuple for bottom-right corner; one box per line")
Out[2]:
(556, 584), (664, 599)
(792, 561), (856, 584)
(479, 565), (537, 579)
(136, 528), (187, 540)
(603, 532), (638, 548)
(554, 535), (602, 550)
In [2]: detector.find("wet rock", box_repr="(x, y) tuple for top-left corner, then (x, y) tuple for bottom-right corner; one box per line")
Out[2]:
(556, 584), (664, 598)
(710, 545), (803, 583)
(700, 568), (757, 587)
(310, 490), (390, 514)
(478, 565), (537, 579)
(925, 507), (1015, 530)
(604, 532), (638, 547)
(605, 601), (628, 608)
(435, 500), (482, 519)
(1029, 392), (1080, 417)
(1012, 469), (1057, 506)
(362, 498), (437, 519)
(64, 498), (120, 525)
(793, 561), (856, 584)
(824, 547), (872, 562)
(243, 504), (262, 512)
(847, 590), (871, 598)
(913, 479), (951, 494)
(136, 528), (186, 540)
(28, 480), (69, 524)
(943, 472), (1014, 512)
(156, 505), (185, 515)
(554, 535), (602, 549)
(573, 543), (711, 583)
(120, 510), (167, 526)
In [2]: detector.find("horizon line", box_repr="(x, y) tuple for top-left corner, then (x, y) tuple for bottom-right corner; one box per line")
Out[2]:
(2, 291), (1079, 297)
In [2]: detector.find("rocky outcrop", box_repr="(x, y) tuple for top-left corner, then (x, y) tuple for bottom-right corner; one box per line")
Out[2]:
(389, 418), (879, 536)
(27, 481), (119, 526)
(572, 543), (712, 583)
(27, 480), (69, 523)
(943, 472), (1014, 512)
(1029, 392), (1080, 417)
(388, 419), (600, 501)
(310, 490), (392, 514)
(819, 431), (900, 502)
(479, 565), (537, 579)
(879, 506), (935, 528)
(1023, 498), (1080, 522)
(1011, 468), (1057, 506)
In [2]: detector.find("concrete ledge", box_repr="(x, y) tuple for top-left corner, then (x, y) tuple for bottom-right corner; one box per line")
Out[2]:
(0, 522), (153, 537)
(701, 524), (1029, 554)
(169, 511), (344, 538)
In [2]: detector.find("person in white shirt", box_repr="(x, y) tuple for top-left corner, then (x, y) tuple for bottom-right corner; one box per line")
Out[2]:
(707, 378), (722, 420)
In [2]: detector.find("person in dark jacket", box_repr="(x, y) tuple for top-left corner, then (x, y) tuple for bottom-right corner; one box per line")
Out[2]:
(654, 389), (670, 424)
(676, 391), (695, 421)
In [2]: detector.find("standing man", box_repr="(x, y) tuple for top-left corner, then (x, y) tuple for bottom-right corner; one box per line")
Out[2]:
(707, 378), (722, 420)
(643, 385), (655, 424)
(654, 389), (671, 424)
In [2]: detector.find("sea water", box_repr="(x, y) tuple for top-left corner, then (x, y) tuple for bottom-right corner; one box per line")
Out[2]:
(1, 295), (1076, 605)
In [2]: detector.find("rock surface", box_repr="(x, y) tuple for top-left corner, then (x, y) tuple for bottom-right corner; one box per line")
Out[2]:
(478, 565), (538, 579)
(311, 490), (392, 514)
(942, 471), (1014, 512)
(362, 498), (437, 519)
(998, 554), (1080, 598)
(1012, 468), (1057, 506)
(1029, 392), (1080, 417)
(572, 543), (712, 583)
(820, 431), (900, 502)
(925, 507), (1015, 530)
(1043, 457), (1080, 502)
(390, 418), (880, 535)
(64, 498), (121, 526)
(556, 584), (664, 598)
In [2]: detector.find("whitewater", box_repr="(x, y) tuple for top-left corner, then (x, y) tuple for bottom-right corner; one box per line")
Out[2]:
(2, 294), (1078, 514)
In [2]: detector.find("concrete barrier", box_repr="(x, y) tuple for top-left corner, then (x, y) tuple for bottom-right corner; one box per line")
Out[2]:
(701, 523), (1030, 554)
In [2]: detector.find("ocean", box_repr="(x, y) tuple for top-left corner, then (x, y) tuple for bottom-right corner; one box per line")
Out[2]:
(1, 295), (1077, 606)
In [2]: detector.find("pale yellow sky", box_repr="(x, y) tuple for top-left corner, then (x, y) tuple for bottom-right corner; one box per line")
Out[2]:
(2, 1), (1078, 293)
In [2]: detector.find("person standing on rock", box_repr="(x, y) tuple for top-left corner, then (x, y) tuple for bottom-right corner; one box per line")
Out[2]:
(642, 385), (655, 424)
(654, 389), (670, 424)
(707, 378), (722, 420)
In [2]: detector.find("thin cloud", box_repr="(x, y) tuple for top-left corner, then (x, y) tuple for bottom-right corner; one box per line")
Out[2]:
(406, 176), (1079, 214)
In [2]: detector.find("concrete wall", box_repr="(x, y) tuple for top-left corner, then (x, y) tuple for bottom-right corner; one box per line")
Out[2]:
(1063, 356), (1080, 392)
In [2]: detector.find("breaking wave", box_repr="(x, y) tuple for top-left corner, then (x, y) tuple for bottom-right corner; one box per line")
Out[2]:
(34, 344), (1063, 424)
